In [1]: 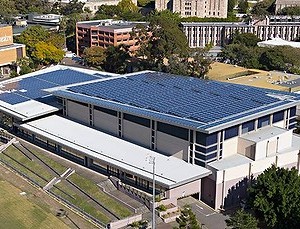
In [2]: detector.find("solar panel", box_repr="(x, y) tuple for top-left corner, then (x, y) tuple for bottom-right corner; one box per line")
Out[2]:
(62, 71), (300, 130)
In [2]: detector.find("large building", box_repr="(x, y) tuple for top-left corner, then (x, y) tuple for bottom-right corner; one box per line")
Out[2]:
(155, 0), (228, 18)
(275, 0), (300, 13)
(182, 15), (300, 48)
(76, 20), (148, 56)
(0, 25), (26, 76)
(84, 0), (137, 14)
(0, 65), (300, 210)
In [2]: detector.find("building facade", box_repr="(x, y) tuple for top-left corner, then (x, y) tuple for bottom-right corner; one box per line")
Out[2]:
(76, 20), (148, 56)
(182, 16), (300, 48)
(0, 25), (26, 76)
(275, 0), (300, 13)
(84, 0), (137, 14)
(155, 0), (228, 18)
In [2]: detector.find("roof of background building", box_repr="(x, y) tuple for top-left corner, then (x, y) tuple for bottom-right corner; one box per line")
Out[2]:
(77, 20), (148, 30)
(50, 71), (300, 133)
(21, 115), (211, 188)
(257, 37), (300, 48)
(0, 65), (115, 120)
(276, 0), (300, 4)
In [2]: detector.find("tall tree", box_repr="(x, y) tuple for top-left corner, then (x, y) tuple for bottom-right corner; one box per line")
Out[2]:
(83, 46), (106, 68)
(104, 45), (131, 73)
(117, 0), (138, 13)
(60, 0), (84, 15)
(226, 210), (258, 229)
(248, 165), (300, 228)
(232, 32), (261, 47)
(238, 0), (249, 13)
(281, 6), (300, 16)
(251, 0), (276, 16)
(31, 41), (64, 65)
(175, 205), (201, 229)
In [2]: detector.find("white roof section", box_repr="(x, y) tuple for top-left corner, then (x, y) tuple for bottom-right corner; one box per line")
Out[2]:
(240, 126), (288, 143)
(208, 154), (253, 171)
(258, 37), (300, 48)
(21, 115), (211, 188)
(0, 100), (58, 121)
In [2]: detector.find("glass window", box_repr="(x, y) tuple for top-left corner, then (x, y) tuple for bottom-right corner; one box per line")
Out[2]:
(157, 122), (188, 140)
(273, 111), (284, 123)
(258, 115), (270, 128)
(196, 132), (217, 146)
(94, 106), (117, 116)
(225, 125), (239, 140)
(290, 106), (296, 117)
(242, 121), (255, 134)
(123, 113), (150, 127)
(194, 159), (205, 167)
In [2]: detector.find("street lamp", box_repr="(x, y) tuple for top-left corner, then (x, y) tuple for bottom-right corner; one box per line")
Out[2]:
(146, 155), (156, 229)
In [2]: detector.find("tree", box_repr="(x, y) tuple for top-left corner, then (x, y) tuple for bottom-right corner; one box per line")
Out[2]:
(228, 0), (237, 13)
(14, 0), (50, 14)
(248, 165), (300, 228)
(31, 42), (64, 65)
(238, 0), (249, 13)
(232, 32), (261, 47)
(60, 0), (84, 15)
(104, 45), (131, 73)
(117, 0), (138, 13)
(226, 210), (258, 229)
(251, 0), (275, 16)
(83, 46), (106, 68)
(281, 6), (300, 16)
(175, 205), (201, 229)
(0, 0), (18, 18)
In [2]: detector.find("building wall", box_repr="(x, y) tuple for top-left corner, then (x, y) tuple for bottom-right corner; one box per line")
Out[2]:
(123, 120), (151, 148)
(222, 137), (238, 158)
(93, 109), (118, 136)
(0, 26), (13, 47)
(0, 49), (17, 66)
(66, 100), (90, 124)
(156, 0), (228, 18)
(156, 131), (189, 161)
(166, 179), (201, 199)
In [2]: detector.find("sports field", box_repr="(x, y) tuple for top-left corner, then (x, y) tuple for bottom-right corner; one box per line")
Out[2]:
(0, 179), (69, 229)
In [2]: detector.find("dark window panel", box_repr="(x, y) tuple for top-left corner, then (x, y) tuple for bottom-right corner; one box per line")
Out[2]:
(157, 122), (188, 140)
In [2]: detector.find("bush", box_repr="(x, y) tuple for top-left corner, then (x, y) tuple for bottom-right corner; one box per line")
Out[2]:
(156, 204), (167, 211)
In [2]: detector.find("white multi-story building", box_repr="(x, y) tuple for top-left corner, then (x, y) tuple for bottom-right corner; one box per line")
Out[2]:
(182, 16), (300, 48)
(155, 0), (228, 18)
(275, 0), (300, 13)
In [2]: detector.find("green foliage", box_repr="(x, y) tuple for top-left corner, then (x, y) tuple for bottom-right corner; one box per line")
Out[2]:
(137, 0), (153, 7)
(232, 32), (261, 47)
(238, 0), (249, 13)
(280, 6), (300, 16)
(156, 204), (167, 212)
(248, 165), (300, 228)
(83, 46), (106, 68)
(117, 0), (138, 13)
(59, 0), (84, 15)
(14, 0), (51, 14)
(226, 209), (258, 229)
(251, 0), (275, 16)
(0, 0), (18, 17)
(104, 45), (131, 73)
(228, 0), (237, 13)
(31, 42), (64, 65)
(175, 205), (201, 229)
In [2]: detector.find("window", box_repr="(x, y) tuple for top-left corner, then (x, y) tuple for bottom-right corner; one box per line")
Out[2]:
(194, 159), (205, 167)
(196, 132), (217, 146)
(94, 106), (117, 116)
(195, 145), (217, 153)
(123, 113), (150, 127)
(224, 125), (239, 140)
(273, 111), (284, 123)
(242, 121), (255, 134)
(258, 115), (270, 128)
(290, 106), (296, 117)
(157, 122), (188, 140)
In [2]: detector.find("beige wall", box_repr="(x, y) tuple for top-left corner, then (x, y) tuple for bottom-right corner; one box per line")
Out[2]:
(156, 131), (189, 161)
(222, 137), (238, 158)
(166, 180), (200, 199)
(123, 120), (150, 148)
(0, 49), (17, 65)
(0, 26), (13, 47)
(237, 138), (255, 159)
(93, 109), (118, 136)
(67, 100), (89, 124)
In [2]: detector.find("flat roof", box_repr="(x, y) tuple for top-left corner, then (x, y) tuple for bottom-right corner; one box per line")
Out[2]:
(240, 126), (288, 143)
(77, 20), (148, 30)
(21, 115), (211, 188)
(208, 154), (253, 171)
(51, 71), (300, 133)
(0, 65), (114, 120)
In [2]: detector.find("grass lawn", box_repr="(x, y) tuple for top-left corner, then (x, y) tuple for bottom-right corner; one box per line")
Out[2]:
(68, 173), (132, 218)
(0, 146), (54, 186)
(0, 179), (69, 229)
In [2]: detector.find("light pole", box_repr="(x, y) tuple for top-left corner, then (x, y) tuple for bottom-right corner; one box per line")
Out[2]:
(147, 155), (156, 229)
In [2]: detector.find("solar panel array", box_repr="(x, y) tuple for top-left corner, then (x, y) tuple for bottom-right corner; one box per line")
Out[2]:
(0, 69), (99, 105)
(67, 72), (300, 128)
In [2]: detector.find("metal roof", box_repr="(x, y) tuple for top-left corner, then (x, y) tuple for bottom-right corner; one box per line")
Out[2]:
(21, 115), (211, 188)
(51, 71), (300, 132)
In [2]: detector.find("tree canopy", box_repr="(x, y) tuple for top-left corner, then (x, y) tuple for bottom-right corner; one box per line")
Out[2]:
(83, 46), (106, 68)
(31, 42), (64, 65)
(175, 205), (201, 229)
(232, 32), (261, 47)
(226, 209), (258, 229)
(280, 6), (300, 16)
(251, 0), (275, 16)
(248, 165), (300, 228)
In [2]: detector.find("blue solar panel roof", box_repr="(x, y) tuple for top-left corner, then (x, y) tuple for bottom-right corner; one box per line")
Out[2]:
(53, 71), (300, 131)
(0, 69), (100, 105)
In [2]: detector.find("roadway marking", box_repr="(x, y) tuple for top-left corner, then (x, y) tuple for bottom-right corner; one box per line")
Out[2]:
(195, 204), (217, 217)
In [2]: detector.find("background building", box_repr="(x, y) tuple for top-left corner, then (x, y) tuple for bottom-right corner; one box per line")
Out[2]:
(155, 0), (228, 18)
(182, 15), (300, 48)
(84, 0), (137, 14)
(275, 0), (300, 13)
(0, 25), (26, 76)
(76, 19), (148, 56)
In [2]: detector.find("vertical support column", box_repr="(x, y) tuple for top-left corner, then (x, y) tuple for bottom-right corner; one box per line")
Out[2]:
(89, 104), (93, 126)
(118, 112), (123, 138)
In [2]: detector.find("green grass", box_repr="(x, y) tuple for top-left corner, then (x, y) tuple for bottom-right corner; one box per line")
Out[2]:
(0, 180), (69, 229)
(22, 143), (67, 175)
(0, 146), (54, 186)
(68, 173), (132, 218)
(52, 183), (111, 224)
